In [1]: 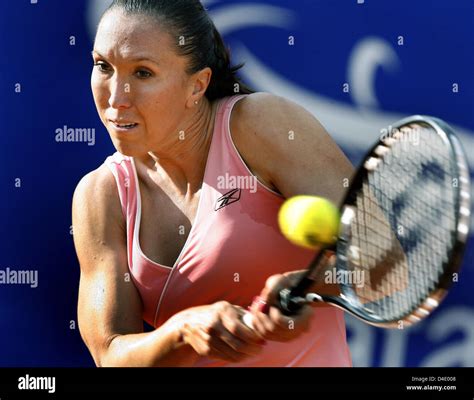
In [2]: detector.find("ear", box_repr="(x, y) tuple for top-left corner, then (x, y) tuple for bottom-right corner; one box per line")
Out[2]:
(186, 67), (212, 108)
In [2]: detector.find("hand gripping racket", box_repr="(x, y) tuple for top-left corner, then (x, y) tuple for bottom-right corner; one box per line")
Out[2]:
(244, 115), (471, 328)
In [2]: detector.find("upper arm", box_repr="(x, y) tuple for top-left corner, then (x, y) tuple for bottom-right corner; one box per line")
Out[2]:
(72, 164), (143, 366)
(233, 93), (354, 206)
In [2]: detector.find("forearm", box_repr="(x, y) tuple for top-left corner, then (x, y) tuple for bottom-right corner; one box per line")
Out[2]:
(100, 316), (199, 367)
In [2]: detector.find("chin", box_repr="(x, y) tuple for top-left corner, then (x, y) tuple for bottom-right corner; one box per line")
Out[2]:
(110, 136), (151, 161)
(113, 142), (141, 158)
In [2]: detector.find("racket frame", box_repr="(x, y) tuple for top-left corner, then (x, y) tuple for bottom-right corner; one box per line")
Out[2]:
(280, 115), (471, 328)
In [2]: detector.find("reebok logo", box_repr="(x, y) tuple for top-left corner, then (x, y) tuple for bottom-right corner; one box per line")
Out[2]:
(215, 189), (241, 211)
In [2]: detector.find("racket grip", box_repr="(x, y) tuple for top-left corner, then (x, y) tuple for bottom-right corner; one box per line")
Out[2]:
(242, 296), (270, 330)
(243, 291), (304, 329)
(249, 296), (270, 314)
(249, 292), (303, 316)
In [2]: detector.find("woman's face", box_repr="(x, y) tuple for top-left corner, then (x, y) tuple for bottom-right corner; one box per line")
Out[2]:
(91, 8), (194, 157)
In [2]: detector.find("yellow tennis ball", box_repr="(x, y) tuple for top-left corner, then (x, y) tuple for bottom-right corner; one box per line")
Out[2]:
(278, 196), (340, 249)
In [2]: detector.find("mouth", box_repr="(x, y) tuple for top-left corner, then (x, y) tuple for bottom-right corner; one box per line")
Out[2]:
(109, 120), (139, 131)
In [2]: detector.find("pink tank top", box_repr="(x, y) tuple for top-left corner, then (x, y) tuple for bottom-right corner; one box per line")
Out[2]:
(104, 95), (352, 367)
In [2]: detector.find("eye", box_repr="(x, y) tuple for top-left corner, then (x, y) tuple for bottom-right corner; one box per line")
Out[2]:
(135, 69), (153, 79)
(93, 61), (111, 73)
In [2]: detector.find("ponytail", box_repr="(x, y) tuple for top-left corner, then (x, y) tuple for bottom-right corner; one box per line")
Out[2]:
(205, 26), (255, 101)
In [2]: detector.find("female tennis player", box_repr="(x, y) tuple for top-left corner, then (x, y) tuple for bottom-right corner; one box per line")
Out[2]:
(72, 0), (353, 367)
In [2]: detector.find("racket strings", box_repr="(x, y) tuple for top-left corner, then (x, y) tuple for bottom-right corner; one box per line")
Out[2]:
(339, 123), (459, 321)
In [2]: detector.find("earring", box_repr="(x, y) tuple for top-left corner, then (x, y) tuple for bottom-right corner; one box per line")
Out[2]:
(194, 100), (199, 105)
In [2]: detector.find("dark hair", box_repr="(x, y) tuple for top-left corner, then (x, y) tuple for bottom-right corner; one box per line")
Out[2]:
(103, 0), (255, 101)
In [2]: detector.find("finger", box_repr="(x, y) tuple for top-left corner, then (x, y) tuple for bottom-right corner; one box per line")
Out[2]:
(222, 308), (266, 345)
(296, 304), (314, 332)
(219, 327), (264, 357)
(283, 270), (308, 286)
(209, 334), (252, 363)
(241, 311), (267, 343)
(247, 312), (266, 336)
(183, 326), (227, 360)
(251, 311), (281, 341)
(209, 321), (246, 350)
(258, 274), (290, 305)
(269, 306), (295, 329)
(208, 313), (265, 356)
(251, 306), (307, 343)
(197, 328), (246, 363)
(257, 310), (276, 332)
(269, 304), (313, 333)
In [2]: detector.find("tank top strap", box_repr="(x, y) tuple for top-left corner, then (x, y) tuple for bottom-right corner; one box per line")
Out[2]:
(103, 152), (136, 222)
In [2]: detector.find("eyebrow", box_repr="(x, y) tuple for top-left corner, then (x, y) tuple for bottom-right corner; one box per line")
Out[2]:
(91, 50), (160, 66)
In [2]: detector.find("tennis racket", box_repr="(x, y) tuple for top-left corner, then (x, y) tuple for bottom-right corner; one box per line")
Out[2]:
(244, 115), (471, 329)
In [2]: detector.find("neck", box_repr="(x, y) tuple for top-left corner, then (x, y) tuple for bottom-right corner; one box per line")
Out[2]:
(141, 98), (217, 194)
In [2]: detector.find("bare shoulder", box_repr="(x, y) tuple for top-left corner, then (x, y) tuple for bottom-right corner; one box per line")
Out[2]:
(231, 92), (353, 201)
(230, 92), (311, 192)
(74, 163), (117, 199)
(72, 163), (126, 272)
(232, 92), (318, 136)
(231, 92), (328, 162)
(73, 164), (124, 227)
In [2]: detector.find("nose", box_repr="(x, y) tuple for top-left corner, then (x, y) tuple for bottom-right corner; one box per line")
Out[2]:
(108, 76), (132, 109)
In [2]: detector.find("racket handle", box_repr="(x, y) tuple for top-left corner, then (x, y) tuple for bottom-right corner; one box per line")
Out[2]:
(242, 296), (270, 330)
(250, 296), (270, 314)
(249, 290), (306, 316)
(248, 292), (303, 315)
(243, 290), (310, 329)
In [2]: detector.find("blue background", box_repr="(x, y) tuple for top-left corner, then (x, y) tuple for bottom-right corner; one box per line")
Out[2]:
(0, 0), (472, 367)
